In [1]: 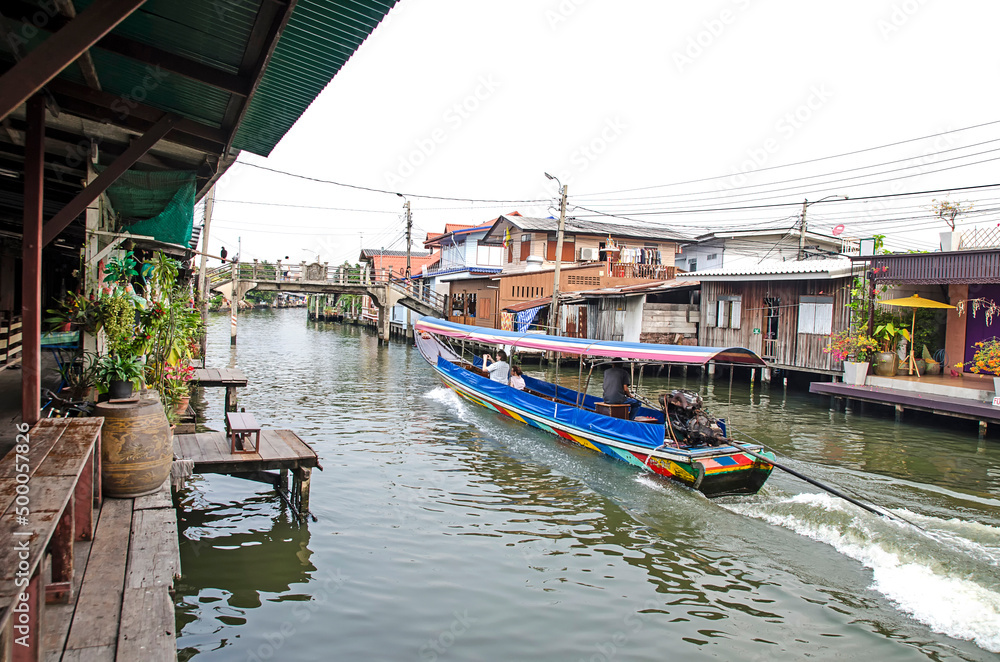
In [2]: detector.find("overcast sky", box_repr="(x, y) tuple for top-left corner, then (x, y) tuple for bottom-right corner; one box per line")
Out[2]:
(203, 0), (1000, 267)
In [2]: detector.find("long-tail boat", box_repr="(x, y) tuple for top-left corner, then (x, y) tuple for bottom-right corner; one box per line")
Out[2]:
(415, 318), (774, 497)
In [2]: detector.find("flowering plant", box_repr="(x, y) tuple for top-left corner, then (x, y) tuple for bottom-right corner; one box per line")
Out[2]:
(824, 330), (879, 362)
(957, 337), (1000, 376)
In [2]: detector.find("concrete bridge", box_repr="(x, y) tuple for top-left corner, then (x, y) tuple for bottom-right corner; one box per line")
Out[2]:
(207, 260), (446, 342)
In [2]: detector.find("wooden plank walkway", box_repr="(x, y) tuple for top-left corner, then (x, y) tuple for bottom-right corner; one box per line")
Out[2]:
(810, 381), (1000, 432)
(190, 368), (247, 388)
(173, 430), (319, 519)
(0, 419), (179, 661)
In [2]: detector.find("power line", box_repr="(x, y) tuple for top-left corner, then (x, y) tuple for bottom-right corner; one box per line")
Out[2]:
(572, 118), (1000, 197)
(237, 162), (550, 204)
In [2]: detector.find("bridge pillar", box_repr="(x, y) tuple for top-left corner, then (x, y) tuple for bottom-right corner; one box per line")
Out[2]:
(230, 261), (238, 346)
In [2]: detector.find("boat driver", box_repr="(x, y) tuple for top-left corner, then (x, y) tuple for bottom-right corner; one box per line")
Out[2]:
(602, 358), (640, 420)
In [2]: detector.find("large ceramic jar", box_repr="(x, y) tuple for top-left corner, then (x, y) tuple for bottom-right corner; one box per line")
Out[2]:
(95, 391), (172, 498)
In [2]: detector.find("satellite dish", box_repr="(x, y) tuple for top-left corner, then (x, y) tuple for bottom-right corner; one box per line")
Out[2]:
(832, 224), (845, 236)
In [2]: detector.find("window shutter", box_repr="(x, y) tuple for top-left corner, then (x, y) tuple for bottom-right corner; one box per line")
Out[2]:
(717, 300), (727, 328)
(815, 302), (833, 334)
(798, 302), (816, 334)
(729, 300), (741, 329)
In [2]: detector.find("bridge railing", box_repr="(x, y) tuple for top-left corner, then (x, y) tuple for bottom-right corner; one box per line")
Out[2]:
(387, 277), (448, 311)
(229, 260), (394, 285)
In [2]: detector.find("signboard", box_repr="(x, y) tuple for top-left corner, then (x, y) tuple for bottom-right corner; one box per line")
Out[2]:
(752, 328), (761, 335)
(993, 396), (1000, 407)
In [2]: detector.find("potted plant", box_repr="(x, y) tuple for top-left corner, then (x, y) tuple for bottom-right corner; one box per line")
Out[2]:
(957, 337), (1000, 395)
(825, 330), (879, 386)
(872, 322), (909, 377)
(163, 362), (195, 414)
(95, 353), (144, 399)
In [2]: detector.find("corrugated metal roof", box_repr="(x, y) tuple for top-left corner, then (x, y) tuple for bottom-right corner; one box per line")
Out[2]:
(51, 0), (397, 156)
(232, 0), (398, 155)
(678, 257), (856, 280)
(487, 215), (689, 243)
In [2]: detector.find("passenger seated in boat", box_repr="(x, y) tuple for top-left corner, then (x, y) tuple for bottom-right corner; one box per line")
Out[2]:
(602, 359), (640, 420)
(483, 350), (510, 384)
(509, 365), (525, 390)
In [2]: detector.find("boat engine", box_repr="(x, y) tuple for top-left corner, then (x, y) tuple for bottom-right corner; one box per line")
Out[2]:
(659, 389), (728, 447)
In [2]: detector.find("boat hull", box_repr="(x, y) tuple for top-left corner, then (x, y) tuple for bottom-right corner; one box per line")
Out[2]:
(419, 335), (773, 496)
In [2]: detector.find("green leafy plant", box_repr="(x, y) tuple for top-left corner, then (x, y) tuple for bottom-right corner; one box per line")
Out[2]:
(58, 352), (99, 400)
(45, 291), (102, 334)
(95, 353), (144, 388)
(873, 321), (911, 353)
(101, 294), (136, 355)
(104, 251), (141, 286)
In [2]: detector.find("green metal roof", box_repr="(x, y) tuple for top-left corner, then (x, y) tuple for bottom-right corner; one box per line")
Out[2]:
(232, 0), (397, 154)
(60, 0), (398, 154)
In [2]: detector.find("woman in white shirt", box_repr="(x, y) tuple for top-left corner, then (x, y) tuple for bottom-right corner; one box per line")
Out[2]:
(483, 350), (510, 384)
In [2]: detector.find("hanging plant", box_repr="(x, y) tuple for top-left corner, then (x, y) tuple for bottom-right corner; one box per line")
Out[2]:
(102, 294), (136, 355)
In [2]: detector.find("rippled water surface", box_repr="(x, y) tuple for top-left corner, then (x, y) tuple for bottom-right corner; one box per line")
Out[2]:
(175, 309), (1000, 660)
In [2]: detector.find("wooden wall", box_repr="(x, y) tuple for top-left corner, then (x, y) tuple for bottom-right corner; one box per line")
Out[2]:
(700, 279), (851, 371)
(447, 278), (498, 328)
(498, 264), (673, 311)
(640, 303), (698, 344)
(506, 229), (676, 269)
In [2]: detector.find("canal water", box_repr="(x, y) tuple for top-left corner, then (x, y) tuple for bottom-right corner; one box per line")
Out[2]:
(175, 309), (1000, 661)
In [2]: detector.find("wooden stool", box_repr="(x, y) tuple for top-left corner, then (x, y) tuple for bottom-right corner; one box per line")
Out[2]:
(226, 411), (261, 454)
(595, 402), (630, 419)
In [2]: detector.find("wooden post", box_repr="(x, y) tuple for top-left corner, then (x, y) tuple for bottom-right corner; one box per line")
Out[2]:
(47, 500), (75, 604)
(297, 467), (312, 520)
(74, 447), (96, 540)
(895, 404), (904, 423)
(21, 95), (44, 426)
(198, 186), (216, 361)
(225, 386), (237, 414)
(980, 420), (988, 438)
(230, 260), (238, 346)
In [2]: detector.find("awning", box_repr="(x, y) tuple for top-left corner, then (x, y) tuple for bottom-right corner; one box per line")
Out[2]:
(416, 318), (766, 365)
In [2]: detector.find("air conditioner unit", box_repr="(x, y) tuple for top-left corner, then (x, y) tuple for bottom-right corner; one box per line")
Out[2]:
(579, 247), (599, 261)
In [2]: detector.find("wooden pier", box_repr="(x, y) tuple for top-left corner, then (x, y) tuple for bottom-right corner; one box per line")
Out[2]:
(0, 418), (180, 661)
(173, 429), (319, 519)
(810, 380), (1000, 436)
(191, 367), (248, 413)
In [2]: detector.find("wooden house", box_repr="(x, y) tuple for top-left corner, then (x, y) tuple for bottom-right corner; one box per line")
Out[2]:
(680, 257), (858, 375)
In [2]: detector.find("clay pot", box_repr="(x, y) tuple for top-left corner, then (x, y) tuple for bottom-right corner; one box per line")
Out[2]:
(96, 392), (172, 498)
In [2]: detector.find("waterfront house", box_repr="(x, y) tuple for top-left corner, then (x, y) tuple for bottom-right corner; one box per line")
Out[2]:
(678, 256), (859, 376)
(859, 243), (1000, 393)
(423, 221), (505, 328)
(676, 228), (847, 273)
(561, 279), (701, 343)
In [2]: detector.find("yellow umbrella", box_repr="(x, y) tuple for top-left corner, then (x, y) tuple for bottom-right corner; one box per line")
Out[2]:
(879, 294), (955, 377)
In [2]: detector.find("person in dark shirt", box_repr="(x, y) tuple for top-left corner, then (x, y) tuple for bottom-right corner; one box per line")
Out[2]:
(602, 359), (640, 420)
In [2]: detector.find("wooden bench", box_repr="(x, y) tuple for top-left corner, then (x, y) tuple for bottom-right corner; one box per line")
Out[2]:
(595, 402), (630, 419)
(0, 417), (102, 661)
(226, 411), (261, 454)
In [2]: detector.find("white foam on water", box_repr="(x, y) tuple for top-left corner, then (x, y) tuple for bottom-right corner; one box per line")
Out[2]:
(725, 492), (1000, 653)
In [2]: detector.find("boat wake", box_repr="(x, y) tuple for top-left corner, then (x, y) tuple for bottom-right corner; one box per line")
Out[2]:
(723, 492), (1000, 653)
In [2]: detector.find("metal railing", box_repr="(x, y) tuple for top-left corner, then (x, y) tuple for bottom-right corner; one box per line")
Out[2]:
(209, 261), (447, 313)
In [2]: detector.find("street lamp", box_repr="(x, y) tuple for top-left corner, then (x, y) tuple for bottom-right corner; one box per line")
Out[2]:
(798, 195), (848, 260)
(545, 172), (568, 336)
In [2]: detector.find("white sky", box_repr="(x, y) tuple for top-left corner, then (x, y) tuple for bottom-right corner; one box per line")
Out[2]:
(203, 0), (1000, 267)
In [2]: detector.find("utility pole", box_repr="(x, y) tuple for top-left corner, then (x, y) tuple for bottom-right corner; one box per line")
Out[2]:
(798, 198), (809, 261)
(404, 198), (413, 342)
(546, 174), (568, 336)
(404, 199), (412, 278)
(198, 185), (216, 361)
